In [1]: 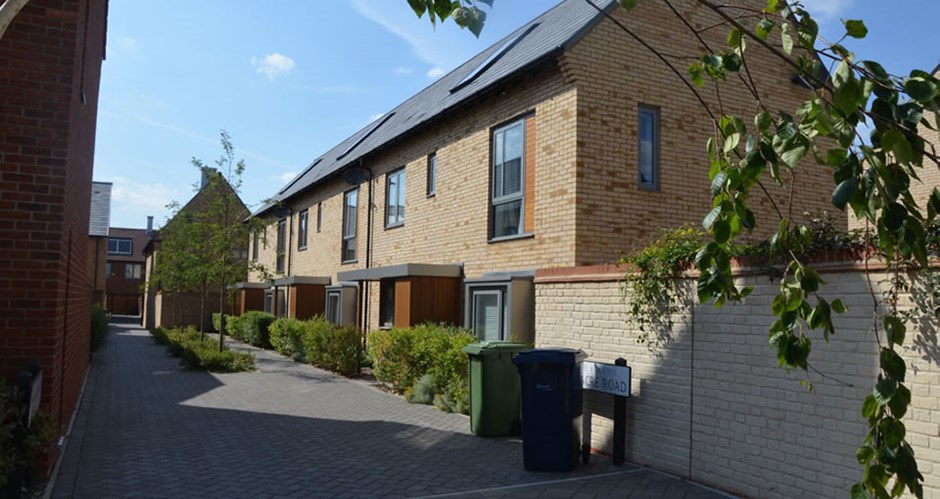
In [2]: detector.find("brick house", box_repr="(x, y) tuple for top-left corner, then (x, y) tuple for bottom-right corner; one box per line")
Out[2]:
(87, 181), (111, 305)
(0, 0), (109, 440)
(143, 170), (249, 331)
(246, 0), (838, 340)
(104, 225), (150, 316)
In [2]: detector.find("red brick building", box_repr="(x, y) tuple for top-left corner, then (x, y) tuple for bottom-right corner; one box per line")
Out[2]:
(105, 226), (150, 315)
(0, 0), (109, 434)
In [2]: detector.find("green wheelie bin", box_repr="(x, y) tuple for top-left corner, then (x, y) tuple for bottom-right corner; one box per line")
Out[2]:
(462, 342), (531, 437)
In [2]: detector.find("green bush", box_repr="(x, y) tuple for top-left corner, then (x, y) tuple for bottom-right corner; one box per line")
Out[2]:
(90, 304), (110, 351)
(151, 327), (169, 345)
(222, 314), (241, 337)
(159, 326), (254, 372)
(232, 311), (275, 348)
(369, 324), (475, 414)
(212, 313), (222, 333)
(302, 317), (361, 377)
(269, 317), (307, 358)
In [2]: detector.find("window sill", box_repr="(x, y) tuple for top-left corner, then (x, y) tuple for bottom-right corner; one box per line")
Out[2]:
(488, 232), (534, 244)
(638, 184), (660, 192)
(298, 246), (307, 252)
(427, 193), (436, 199)
(384, 222), (404, 231)
(341, 259), (358, 265)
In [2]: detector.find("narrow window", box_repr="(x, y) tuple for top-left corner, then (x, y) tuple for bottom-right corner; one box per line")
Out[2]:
(385, 168), (406, 228)
(316, 202), (322, 233)
(379, 280), (395, 328)
(124, 263), (143, 279)
(252, 232), (259, 262)
(298, 209), (309, 250)
(427, 153), (437, 197)
(342, 189), (358, 263)
(491, 119), (525, 239)
(638, 106), (660, 190)
(470, 288), (505, 341)
(276, 218), (286, 273)
(326, 290), (341, 324)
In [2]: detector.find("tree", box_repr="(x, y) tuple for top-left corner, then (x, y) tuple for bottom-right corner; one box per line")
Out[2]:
(152, 131), (260, 348)
(407, 0), (493, 37)
(423, 1), (939, 497)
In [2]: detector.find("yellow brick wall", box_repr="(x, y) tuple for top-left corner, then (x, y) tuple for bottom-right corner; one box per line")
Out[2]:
(564, 1), (841, 264)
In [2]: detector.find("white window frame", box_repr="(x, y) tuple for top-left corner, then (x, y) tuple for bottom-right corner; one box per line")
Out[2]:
(326, 290), (342, 324)
(469, 287), (507, 342)
(385, 167), (406, 228)
(342, 188), (358, 263)
(490, 119), (526, 240)
(124, 263), (143, 280)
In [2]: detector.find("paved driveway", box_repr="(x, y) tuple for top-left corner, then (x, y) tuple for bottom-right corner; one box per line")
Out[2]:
(51, 318), (729, 498)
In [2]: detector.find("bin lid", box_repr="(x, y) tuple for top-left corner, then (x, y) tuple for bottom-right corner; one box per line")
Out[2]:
(462, 341), (531, 356)
(512, 348), (587, 365)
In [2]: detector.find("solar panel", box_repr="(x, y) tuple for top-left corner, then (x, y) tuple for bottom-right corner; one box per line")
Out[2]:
(450, 23), (540, 93)
(337, 112), (396, 160)
(278, 158), (322, 194)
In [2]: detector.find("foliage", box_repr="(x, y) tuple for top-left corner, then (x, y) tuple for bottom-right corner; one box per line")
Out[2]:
(23, 410), (58, 467)
(300, 317), (361, 377)
(407, 374), (436, 405)
(619, 226), (704, 345)
(158, 326), (254, 372)
(407, 0), (493, 37)
(368, 324), (476, 414)
(269, 317), (307, 357)
(229, 311), (275, 348)
(90, 303), (110, 351)
(0, 382), (17, 489)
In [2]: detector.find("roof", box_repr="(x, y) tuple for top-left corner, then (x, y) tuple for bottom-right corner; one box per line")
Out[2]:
(89, 181), (112, 237)
(254, 0), (616, 217)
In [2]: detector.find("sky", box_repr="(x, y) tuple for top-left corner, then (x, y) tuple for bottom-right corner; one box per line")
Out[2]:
(94, 0), (940, 229)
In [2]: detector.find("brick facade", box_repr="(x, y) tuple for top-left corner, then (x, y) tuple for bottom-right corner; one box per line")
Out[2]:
(534, 263), (939, 498)
(0, 0), (108, 433)
(250, 1), (838, 332)
(105, 227), (150, 315)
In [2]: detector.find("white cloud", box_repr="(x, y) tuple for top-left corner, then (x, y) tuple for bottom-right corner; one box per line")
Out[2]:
(106, 176), (180, 225)
(251, 53), (296, 80)
(394, 66), (413, 76)
(118, 36), (137, 50)
(426, 67), (446, 79)
(272, 172), (297, 183)
(805, 0), (854, 20)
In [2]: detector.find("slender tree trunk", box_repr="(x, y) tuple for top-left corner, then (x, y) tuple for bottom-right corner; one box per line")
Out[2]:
(199, 288), (206, 338)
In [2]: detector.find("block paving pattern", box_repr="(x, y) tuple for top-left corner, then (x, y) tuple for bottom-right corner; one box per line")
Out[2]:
(52, 318), (729, 498)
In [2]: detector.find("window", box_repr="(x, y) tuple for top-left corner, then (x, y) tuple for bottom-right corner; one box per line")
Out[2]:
(491, 119), (525, 239)
(124, 263), (143, 280)
(298, 209), (309, 250)
(276, 218), (286, 273)
(252, 232), (259, 262)
(326, 290), (342, 325)
(638, 106), (660, 190)
(379, 280), (395, 328)
(316, 202), (322, 233)
(385, 168), (406, 228)
(470, 288), (505, 341)
(342, 189), (358, 263)
(105, 262), (112, 277)
(264, 291), (275, 315)
(107, 238), (132, 255)
(427, 153), (437, 197)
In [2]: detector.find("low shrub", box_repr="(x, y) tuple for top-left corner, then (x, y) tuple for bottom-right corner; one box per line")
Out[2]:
(231, 311), (275, 348)
(151, 327), (169, 345)
(90, 304), (110, 351)
(369, 324), (475, 414)
(212, 313), (222, 333)
(269, 317), (306, 358)
(302, 317), (361, 377)
(159, 326), (254, 373)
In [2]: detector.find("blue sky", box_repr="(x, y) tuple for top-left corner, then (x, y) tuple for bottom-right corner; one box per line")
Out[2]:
(95, 0), (940, 229)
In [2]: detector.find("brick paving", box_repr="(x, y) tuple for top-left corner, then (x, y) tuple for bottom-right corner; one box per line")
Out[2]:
(50, 318), (731, 498)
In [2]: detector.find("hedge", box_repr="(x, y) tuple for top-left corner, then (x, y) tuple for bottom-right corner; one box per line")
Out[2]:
(301, 317), (361, 377)
(228, 311), (275, 348)
(269, 317), (306, 358)
(368, 324), (476, 414)
(153, 326), (254, 372)
(90, 303), (110, 351)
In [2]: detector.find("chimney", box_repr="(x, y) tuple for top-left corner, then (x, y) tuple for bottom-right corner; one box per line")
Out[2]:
(146, 216), (154, 236)
(200, 168), (210, 189)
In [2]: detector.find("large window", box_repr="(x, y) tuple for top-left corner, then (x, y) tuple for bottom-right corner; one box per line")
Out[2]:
(316, 202), (322, 233)
(385, 168), (406, 228)
(276, 218), (286, 273)
(298, 209), (309, 250)
(491, 119), (525, 239)
(326, 290), (342, 325)
(379, 280), (395, 328)
(107, 238), (132, 255)
(638, 106), (660, 190)
(124, 263), (143, 280)
(427, 153), (437, 197)
(470, 287), (506, 341)
(342, 189), (358, 263)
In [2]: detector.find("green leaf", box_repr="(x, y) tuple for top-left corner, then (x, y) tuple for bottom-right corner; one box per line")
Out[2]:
(904, 77), (937, 102)
(780, 136), (809, 167)
(884, 316), (906, 346)
(880, 348), (906, 382)
(861, 394), (879, 418)
(618, 0), (639, 10)
(703, 206), (720, 230)
(873, 378), (898, 406)
(689, 64), (704, 88)
(856, 446), (875, 465)
(756, 18), (774, 40)
(831, 299), (847, 313)
(831, 179), (857, 210)
(727, 28), (741, 48)
(843, 19), (868, 38)
(713, 219), (731, 244)
(888, 384), (911, 419)
(882, 203), (907, 232)
(755, 112), (773, 132)
(850, 483), (867, 499)
(711, 171), (728, 195)
(408, 0), (428, 18)
(780, 22), (793, 55)
(882, 419), (906, 448)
